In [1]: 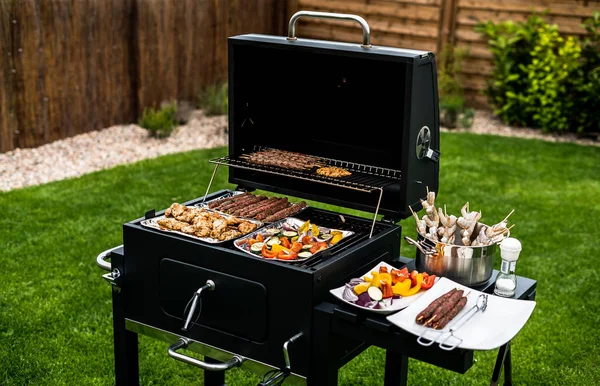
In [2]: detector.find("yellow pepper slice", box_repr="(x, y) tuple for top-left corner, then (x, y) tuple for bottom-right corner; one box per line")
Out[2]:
(392, 280), (412, 296)
(298, 220), (310, 234)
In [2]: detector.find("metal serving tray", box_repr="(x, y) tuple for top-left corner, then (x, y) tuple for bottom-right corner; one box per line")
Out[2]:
(234, 217), (354, 263)
(140, 210), (264, 244)
(195, 191), (308, 223)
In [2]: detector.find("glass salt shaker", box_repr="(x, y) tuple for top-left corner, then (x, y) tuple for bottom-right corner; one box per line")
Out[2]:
(494, 237), (522, 297)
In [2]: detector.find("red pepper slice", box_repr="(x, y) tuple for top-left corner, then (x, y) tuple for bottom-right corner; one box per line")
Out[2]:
(420, 274), (436, 290)
(261, 245), (277, 259)
(277, 251), (298, 260)
(280, 236), (291, 249)
(256, 233), (264, 242)
(291, 242), (303, 253)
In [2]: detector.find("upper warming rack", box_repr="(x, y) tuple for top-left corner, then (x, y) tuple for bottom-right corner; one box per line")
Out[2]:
(209, 146), (401, 193)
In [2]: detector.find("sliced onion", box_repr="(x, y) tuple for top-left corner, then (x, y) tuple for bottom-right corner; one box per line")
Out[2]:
(364, 300), (378, 308)
(380, 298), (393, 308)
(342, 284), (359, 302)
(282, 223), (297, 231)
(348, 278), (364, 286)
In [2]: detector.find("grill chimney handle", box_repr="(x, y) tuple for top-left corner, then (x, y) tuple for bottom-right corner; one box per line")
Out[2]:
(168, 338), (244, 371)
(287, 10), (372, 48)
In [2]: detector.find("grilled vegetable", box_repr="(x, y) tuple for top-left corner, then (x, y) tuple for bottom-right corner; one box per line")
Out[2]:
(266, 236), (281, 246)
(297, 251), (313, 259)
(367, 286), (383, 301)
(250, 242), (265, 253)
(282, 230), (297, 238)
(265, 228), (281, 237)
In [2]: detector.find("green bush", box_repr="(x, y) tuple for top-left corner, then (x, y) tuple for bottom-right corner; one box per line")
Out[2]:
(138, 101), (177, 138)
(475, 11), (600, 133)
(198, 83), (228, 116)
(438, 45), (475, 129)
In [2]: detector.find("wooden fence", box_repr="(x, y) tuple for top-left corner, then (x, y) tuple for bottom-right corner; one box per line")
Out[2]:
(287, 0), (600, 108)
(0, 0), (285, 153)
(1, 0), (598, 153)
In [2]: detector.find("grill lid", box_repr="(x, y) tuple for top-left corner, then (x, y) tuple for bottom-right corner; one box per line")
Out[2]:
(221, 12), (440, 221)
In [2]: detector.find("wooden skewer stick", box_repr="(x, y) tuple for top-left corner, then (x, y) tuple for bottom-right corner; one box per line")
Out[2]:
(502, 209), (515, 223)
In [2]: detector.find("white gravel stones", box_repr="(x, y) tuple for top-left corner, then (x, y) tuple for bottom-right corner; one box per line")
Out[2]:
(0, 110), (227, 192)
(0, 109), (597, 193)
(443, 109), (599, 147)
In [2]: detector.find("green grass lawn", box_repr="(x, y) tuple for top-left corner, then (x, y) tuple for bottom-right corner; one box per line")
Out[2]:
(1, 133), (599, 385)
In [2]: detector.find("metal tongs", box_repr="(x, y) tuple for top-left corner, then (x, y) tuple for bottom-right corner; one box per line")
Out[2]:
(404, 236), (437, 255)
(417, 293), (489, 351)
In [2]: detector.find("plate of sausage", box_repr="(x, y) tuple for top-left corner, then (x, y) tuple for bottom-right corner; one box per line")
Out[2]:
(385, 277), (536, 351)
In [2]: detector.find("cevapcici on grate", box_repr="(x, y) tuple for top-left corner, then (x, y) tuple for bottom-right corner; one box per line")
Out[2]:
(241, 149), (326, 171)
(218, 195), (260, 211)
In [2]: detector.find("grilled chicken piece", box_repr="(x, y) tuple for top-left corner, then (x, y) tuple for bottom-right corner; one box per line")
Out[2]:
(195, 226), (211, 237)
(157, 217), (186, 231)
(218, 229), (241, 241)
(181, 225), (196, 235)
(238, 221), (258, 234)
(165, 203), (186, 218)
(210, 219), (228, 238)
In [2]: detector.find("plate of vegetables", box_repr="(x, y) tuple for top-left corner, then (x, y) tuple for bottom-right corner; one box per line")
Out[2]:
(329, 261), (438, 314)
(234, 217), (354, 263)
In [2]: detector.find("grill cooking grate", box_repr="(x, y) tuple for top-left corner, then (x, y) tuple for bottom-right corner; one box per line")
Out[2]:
(209, 146), (401, 193)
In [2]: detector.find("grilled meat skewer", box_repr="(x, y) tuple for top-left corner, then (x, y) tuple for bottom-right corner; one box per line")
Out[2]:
(208, 192), (251, 209)
(264, 202), (308, 222)
(432, 296), (468, 329)
(423, 289), (465, 328)
(415, 288), (459, 325)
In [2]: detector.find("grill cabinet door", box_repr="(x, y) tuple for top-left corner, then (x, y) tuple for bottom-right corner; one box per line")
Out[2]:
(159, 258), (268, 342)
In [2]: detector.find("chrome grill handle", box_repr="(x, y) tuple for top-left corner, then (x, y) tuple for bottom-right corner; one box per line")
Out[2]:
(168, 338), (244, 371)
(287, 10), (372, 48)
(96, 245), (123, 271)
(182, 280), (215, 332)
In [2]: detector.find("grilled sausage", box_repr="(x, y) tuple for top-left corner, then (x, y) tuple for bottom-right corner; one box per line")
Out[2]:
(245, 198), (284, 218)
(423, 289), (464, 328)
(255, 200), (291, 220)
(231, 197), (271, 216)
(237, 197), (279, 217)
(264, 202), (308, 222)
(221, 196), (266, 214)
(415, 288), (459, 325)
(433, 296), (468, 329)
(209, 192), (250, 209)
(218, 195), (258, 211)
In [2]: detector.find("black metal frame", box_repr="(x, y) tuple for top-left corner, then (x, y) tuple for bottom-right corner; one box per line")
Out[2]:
(108, 249), (536, 386)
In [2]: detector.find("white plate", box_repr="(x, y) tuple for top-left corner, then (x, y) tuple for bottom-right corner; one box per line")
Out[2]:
(329, 261), (438, 315)
(385, 277), (536, 350)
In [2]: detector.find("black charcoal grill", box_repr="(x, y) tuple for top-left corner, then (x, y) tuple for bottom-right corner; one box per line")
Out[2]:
(97, 11), (440, 386)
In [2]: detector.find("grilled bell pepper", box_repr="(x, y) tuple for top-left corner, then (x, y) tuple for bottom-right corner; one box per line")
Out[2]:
(277, 251), (298, 260)
(392, 279), (411, 296)
(261, 245), (277, 259)
(420, 274), (436, 290)
(280, 236), (291, 249)
(291, 241), (303, 253)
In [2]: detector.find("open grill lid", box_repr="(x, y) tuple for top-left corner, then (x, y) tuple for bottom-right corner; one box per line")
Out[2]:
(214, 11), (440, 221)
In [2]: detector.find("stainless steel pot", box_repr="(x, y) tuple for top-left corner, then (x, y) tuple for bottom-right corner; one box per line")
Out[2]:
(406, 223), (508, 287)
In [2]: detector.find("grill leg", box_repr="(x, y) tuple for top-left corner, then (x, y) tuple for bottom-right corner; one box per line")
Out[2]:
(203, 357), (226, 386)
(490, 342), (510, 386)
(112, 289), (139, 386)
(308, 307), (339, 386)
(503, 344), (512, 386)
(384, 351), (408, 386)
